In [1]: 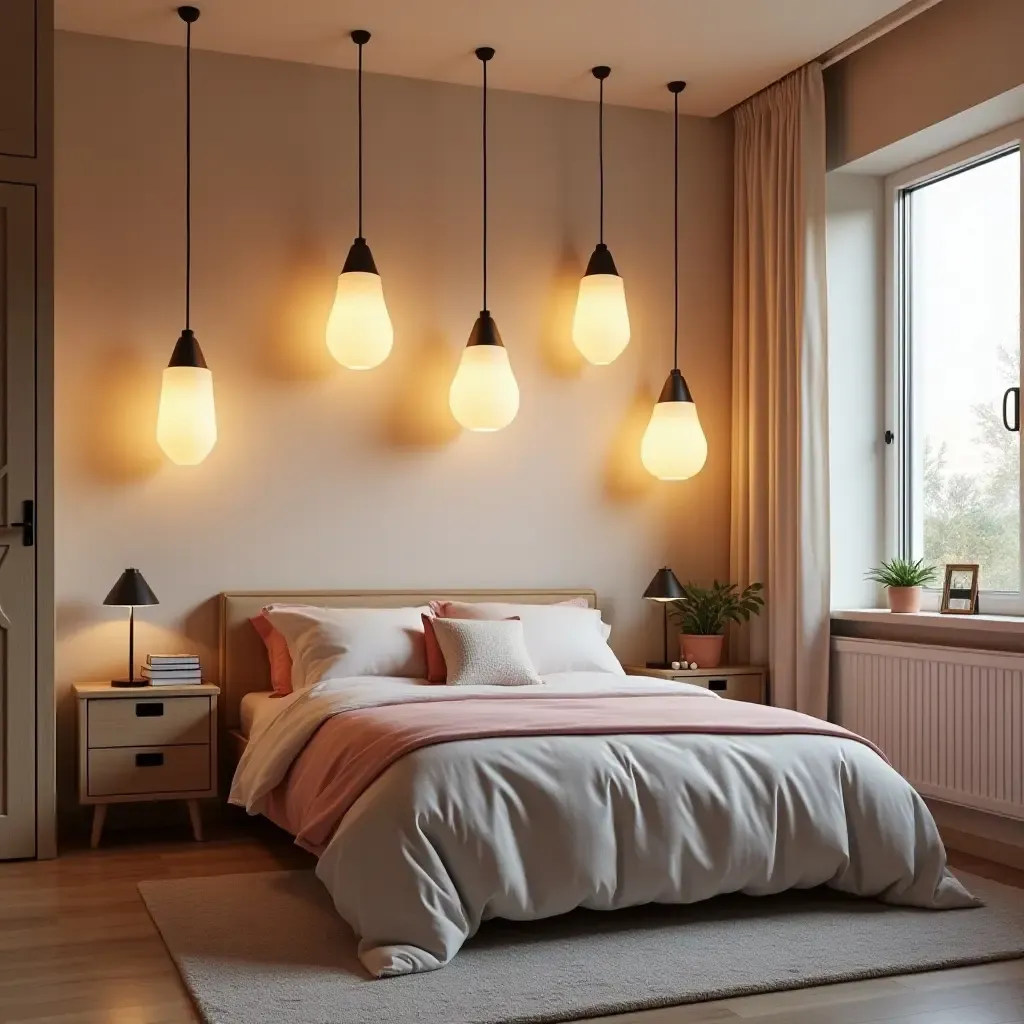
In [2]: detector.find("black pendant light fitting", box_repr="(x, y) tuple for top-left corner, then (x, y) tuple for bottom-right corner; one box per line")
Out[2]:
(661, 79), (693, 402)
(168, 5), (207, 371)
(584, 65), (619, 278)
(341, 29), (380, 276)
(467, 46), (503, 349)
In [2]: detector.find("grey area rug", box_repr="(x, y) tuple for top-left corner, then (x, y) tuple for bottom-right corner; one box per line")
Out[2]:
(139, 870), (1024, 1024)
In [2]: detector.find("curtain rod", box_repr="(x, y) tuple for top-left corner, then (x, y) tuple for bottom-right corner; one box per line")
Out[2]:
(818, 0), (945, 69)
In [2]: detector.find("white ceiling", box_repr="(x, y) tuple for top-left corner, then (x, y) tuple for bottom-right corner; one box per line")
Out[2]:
(55, 0), (916, 116)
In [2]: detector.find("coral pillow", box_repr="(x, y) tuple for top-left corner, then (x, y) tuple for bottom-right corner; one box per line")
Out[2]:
(422, 613), (519, 684)
(250, 612), (293, 696)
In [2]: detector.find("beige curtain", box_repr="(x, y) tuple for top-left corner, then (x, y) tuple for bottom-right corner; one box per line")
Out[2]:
(730, 64), (830, 719)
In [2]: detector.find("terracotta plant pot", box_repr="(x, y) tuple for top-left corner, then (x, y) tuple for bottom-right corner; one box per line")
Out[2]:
(680, 634), (724, 669)
(887, 586), (922, 613)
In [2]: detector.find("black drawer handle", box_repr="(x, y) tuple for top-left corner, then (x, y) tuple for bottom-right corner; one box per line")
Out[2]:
(135, 752), (164, 768)
(708, 678), (728, 692)
(136, 703), (164, 718)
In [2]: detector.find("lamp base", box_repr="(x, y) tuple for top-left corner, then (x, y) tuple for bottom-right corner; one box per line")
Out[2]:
(645, 661), (673, 670)
(110, 678), (149, 689)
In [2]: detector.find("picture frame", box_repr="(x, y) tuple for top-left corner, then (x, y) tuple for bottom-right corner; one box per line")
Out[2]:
(940, 563), (980, 615)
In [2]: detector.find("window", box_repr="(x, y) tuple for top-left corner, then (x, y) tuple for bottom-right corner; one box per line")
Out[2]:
(888, 129), (1022, 610)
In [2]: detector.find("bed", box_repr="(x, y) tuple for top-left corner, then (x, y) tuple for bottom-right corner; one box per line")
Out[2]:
(221, 589), (978, 979)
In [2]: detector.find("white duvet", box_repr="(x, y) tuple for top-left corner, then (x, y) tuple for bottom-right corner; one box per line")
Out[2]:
(231, 671), (978, 978)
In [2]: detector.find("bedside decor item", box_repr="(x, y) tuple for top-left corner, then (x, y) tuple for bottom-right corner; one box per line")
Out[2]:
(103, 568), (160, 687)
(864, 557), (939, 613)
(449, 47), (520, 432)
(325, 30), (394, 370)
(74, 681), (219, 847)
(640, 80), (708, 482)
(668, 580), (764, 669)
(156, 5), (217, 467)
(142, 654), (202, 685)
(642, 566), (684, 669)
(572, 65), (630, 366)
(940, 563), (980, 614)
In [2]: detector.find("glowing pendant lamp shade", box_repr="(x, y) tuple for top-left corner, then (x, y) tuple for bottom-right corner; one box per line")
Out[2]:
(449, 47), (519, 432)
(157, 5), (216, 467)
(326, 30), (393, 370)
(572, 66), (630, 366)
(640, 80), (707, 482)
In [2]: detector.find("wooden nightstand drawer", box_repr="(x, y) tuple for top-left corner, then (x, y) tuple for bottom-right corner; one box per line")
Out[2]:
(87, 744), (211, 798)
(690, 673), (764, 703)
(87, 695), (212, 749)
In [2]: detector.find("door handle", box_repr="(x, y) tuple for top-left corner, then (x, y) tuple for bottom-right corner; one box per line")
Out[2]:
(1003, 388), (1020, 432)
(6, 500), (33, 547)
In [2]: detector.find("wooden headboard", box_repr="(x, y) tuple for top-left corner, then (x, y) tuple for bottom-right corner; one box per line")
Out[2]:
(218, 588), (597, 732)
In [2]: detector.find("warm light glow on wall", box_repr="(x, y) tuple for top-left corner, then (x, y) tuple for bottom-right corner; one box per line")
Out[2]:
(449, 344), (519, 432)
(572, 272), (630, 365)
(156, 365), (217, 466)
(326, 270), (393, 369)
(640, 398), (707, 481)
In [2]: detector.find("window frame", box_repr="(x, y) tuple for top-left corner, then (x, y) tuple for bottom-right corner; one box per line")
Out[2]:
(884, 122), (1024, 613)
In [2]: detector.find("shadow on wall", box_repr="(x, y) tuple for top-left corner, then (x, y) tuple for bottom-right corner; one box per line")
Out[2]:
(79, 343), (163, 484)
(260, 239), (338, 382)
(604, 383), (657, 503)
(380, 329), (462, 450)
(540, 246), (586, 379)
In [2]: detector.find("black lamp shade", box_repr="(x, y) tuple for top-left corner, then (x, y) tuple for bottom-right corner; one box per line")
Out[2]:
(104, 568), (159, 608)
(643, 566), (684, 602)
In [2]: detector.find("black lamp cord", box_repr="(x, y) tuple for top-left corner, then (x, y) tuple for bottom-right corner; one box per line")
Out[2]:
(673, 87), (679, 371)
(357, 37), (364, 240)
(598, 74), (604, 245)
(482, 55), (488, 312)
(184, 17), (192, 331)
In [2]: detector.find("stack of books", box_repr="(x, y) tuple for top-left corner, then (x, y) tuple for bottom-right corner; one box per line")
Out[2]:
(141, 655), (202, 685)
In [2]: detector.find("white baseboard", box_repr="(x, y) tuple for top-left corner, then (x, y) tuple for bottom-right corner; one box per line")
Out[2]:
(927, 799), (1024, 870)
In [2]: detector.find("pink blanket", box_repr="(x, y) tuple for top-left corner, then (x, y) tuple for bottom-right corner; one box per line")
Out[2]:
(264, 694), (883, 855)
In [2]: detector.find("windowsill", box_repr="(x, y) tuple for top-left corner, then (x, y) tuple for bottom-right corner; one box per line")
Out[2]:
(832, 609), (1024, 635)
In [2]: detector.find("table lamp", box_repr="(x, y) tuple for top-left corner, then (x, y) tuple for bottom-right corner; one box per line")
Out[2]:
(104, 568), (159, 687)
(643, 566), (684, 669)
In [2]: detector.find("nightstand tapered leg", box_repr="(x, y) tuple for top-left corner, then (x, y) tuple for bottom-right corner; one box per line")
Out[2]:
(90, 805), (107, 849)
(186, 799), (203, 842)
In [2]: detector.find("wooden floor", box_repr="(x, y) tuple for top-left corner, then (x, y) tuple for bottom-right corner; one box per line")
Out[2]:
(1, 822), (1022, 1024)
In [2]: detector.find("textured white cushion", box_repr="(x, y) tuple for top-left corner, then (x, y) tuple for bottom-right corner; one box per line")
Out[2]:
(430, 618), (543, 687)
(433, 601), (622, 676)
(263, 604), (429, 690)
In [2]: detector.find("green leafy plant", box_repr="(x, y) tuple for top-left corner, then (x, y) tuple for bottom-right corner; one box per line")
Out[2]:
(864, 557), (939, 589)
(667, 581), (765, 636)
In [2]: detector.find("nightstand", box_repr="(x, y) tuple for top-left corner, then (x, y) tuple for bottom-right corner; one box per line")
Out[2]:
(73, 682), (219, 848)
(624, 665), (767, 704)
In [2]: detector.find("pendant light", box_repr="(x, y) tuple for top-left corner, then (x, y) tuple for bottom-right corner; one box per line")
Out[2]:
(572, 65), (630, 366)
(325, 30), (394, 370)
(640, 81), (708, 481)
(449, 47), (520, 432)
(156, 5), (217, 467)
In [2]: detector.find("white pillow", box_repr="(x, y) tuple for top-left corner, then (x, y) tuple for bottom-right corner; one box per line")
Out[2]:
(434, 601), (623, 676)
(431, 618), (543, 687)
(263, 604), (429, 690)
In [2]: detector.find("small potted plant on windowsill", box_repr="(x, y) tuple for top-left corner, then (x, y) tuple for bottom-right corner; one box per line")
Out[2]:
(864, 557), (939, 613)
(668, 581), (765, 669)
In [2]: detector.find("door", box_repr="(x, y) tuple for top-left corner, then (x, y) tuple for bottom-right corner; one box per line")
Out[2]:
(0, 182), (36, 859)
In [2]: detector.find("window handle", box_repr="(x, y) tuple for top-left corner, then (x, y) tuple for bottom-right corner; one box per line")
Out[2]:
(884, 430), (895, 445)
(1002, 387), (1020, 432)
(5, 500), (33, 547)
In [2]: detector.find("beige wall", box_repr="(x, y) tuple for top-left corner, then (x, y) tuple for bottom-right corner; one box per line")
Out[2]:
(54, 33), (734, 813)
(825, 0), (1024, 168)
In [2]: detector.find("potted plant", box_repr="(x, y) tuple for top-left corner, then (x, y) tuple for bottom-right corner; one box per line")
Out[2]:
(668, 581), (765, 669)
(864, 557), (939, 613)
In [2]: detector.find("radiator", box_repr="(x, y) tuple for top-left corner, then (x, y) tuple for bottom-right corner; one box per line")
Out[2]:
(832, 637), (1024, 821)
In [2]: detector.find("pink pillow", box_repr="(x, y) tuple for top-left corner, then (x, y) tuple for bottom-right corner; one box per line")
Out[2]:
(429, 596), (589, 617)
(250, 612), (293, 696)
(422, 612), (520, 684)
